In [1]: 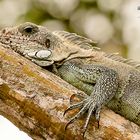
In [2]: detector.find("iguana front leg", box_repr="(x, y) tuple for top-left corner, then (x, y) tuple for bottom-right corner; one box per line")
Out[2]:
(58, 61), (119, 134)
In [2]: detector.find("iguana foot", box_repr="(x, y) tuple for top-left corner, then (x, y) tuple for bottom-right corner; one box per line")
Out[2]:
(64, 94), (102, 135)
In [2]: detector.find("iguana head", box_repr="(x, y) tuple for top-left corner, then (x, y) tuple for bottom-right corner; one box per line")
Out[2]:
(0, 22), (97, 66)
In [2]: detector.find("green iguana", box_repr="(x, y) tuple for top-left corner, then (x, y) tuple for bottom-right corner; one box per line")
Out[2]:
(0, 22), (140, 134)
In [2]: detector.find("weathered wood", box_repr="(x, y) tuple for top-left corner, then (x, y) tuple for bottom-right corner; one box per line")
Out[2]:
(0, 46), (140, 140)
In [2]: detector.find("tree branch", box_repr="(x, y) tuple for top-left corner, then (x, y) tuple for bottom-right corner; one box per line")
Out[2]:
(0, 46), (140, 140)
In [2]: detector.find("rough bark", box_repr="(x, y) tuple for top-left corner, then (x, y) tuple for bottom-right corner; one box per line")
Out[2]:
(0, 45), (140, 140)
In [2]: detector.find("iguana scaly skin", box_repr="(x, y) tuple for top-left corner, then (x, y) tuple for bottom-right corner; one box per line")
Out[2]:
(0, 22), (140, 134)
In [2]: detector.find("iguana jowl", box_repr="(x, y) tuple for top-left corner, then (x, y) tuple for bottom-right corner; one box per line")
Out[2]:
(0, 22), (140, 134)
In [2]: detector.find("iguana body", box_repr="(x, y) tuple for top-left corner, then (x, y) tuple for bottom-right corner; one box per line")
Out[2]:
(0, 22), (140, 133)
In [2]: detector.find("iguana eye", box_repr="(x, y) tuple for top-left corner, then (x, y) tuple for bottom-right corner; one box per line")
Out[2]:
(23, 25), (38, 34)
(18, 23), (39, 35)
(24, 26), (34, 33)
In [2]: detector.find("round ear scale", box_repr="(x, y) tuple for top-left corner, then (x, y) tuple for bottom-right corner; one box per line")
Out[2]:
(27, 50), (51, 60)
(35, 50), (51, 59)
